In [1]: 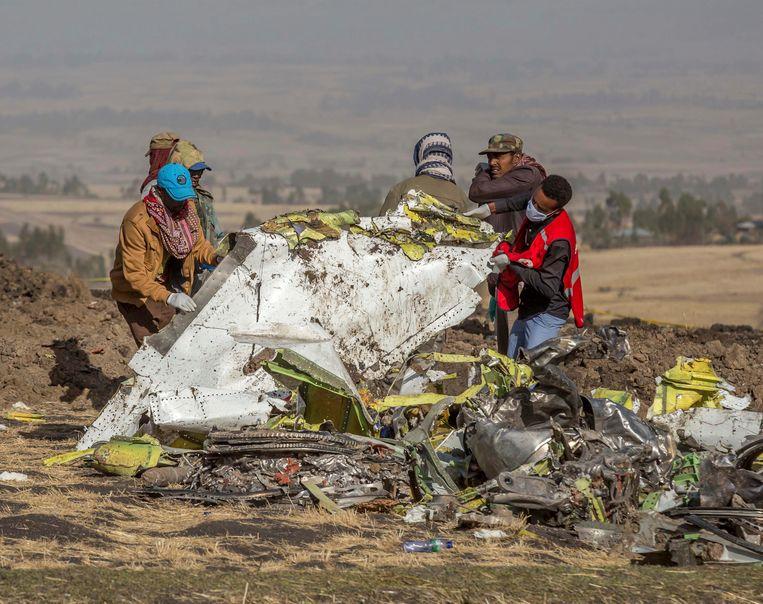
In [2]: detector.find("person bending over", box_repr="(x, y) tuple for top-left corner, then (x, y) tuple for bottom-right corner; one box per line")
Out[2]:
(111, 163), (220, 346)
(488, 175), (584, 358)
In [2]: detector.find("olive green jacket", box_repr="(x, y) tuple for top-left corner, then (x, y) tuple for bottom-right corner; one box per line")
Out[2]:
(194, 187), (225, 248)
(378, 175), (471, 216)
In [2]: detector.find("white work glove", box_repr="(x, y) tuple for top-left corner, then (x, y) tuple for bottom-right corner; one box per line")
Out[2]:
(464, 204), (492, 220)
(167, 292), (197, 313)
(488, 253), (510, 273)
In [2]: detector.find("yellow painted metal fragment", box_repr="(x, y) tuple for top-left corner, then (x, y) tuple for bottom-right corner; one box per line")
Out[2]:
(5, 411), (45, 423)
(89, 435), (169, 477)
(43, 449), (95, 467)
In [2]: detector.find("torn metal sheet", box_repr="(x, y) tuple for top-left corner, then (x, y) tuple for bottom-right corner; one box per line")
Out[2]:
(302, 478), (342, 514)
(489, 474), (571, 511)
(650, 408), (763, 452)
(583, 397), (675, 467)
(574, 521), (624, 549)
(79, 212), (492, 449)
(148, 386), (280, 432)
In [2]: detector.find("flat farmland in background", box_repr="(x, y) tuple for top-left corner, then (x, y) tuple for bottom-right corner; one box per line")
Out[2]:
(3, 194), (762, 330)
(0, 194), (335, 258)
(582, 244), (763, 328)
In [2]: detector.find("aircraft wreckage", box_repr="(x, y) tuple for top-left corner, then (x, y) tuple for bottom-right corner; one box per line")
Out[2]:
(59, 192), (762, 566)
(79, 192), (496, 449)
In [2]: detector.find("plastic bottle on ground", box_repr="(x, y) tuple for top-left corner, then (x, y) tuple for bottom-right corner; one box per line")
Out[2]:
(402, 539), (454, 553)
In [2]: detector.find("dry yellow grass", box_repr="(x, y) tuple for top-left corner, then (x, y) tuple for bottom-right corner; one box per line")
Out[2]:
(1, 406), (761, 602)
(581, 244), (763, 328)
(0, 400), (624, 575)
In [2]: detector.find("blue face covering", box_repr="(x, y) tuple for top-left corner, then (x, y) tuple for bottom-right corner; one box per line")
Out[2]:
(526, 199), (550, 223)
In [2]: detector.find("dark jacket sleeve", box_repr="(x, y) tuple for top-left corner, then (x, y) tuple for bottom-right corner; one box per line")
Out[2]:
(509, 240), (570, 300)
(468, 166), (541, 203)
(492, 191), (532, 214)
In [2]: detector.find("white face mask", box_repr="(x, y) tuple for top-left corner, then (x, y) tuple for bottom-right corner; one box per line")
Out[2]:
(526, 199), (550, 223)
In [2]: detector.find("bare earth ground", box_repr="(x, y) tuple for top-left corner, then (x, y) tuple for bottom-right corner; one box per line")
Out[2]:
(1, 257), (763, 602)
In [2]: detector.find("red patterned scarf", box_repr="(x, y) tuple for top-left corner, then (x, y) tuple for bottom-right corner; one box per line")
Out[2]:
(141, 144), (177, 192)
(517, 154), (547, 179)
(143, 187), (200, 259)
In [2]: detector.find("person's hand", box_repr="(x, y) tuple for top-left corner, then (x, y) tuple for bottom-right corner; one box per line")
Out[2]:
(167, 292), (197, 313)
(474, 162), (489, 176)
(488, 253), (510, 273)
(464, 204), (492, 220)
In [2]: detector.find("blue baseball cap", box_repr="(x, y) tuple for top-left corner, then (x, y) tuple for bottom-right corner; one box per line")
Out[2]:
(189, 161), (212, 172)
(157, 164), (197, 202)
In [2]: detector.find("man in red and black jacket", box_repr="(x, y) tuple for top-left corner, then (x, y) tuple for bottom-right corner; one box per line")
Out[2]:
(487, 175), (584, 358)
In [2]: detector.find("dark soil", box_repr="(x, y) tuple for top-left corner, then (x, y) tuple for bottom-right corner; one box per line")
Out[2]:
(0, 513), (106, 542)
(565, 318), (763, 411)
(0, 255), (135, 410)
(444, 315), (763, 411)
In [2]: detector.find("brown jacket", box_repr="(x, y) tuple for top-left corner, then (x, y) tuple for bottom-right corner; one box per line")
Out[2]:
(110, 200), (217, 306)
(469, 162), (545, 234)
(379, 174), (471, 215)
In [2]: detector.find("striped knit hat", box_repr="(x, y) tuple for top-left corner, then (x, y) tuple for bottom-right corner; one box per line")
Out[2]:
(413, 132), (454, 182)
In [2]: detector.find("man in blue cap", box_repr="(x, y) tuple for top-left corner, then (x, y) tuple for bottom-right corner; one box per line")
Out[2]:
(110, 163), (220, 346)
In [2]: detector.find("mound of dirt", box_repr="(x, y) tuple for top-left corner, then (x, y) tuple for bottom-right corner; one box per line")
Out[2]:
(0, 255), (134, 409)
(564, 318), (763, 411)
(445, 316), (763, 411)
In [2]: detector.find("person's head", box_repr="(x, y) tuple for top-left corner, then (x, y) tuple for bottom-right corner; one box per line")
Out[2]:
(413, 132), (454, 182)
(532, 175), (573, 214)
(145, 131), (180, 161)
(169, 140), (212, 188)
(156, 164), (197, 210)
(479, 133), (523, 179)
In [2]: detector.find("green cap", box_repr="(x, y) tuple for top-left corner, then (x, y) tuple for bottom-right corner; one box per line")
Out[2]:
(169, 140), (211, 171)
(478, 133), (523, 155)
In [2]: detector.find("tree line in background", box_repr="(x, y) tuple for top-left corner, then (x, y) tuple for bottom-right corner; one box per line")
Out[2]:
(0, 172), (95, 197)
(231, 168), (394, 216)
(1, 168), (762, 280)
(0, 225), (106, 278)
(580, 188), (754, 249)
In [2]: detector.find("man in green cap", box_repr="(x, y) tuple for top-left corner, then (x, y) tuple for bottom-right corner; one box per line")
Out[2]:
(466, 133), (547, 232)
(170, 140), (225, 248)
(465, 133), (547, 354)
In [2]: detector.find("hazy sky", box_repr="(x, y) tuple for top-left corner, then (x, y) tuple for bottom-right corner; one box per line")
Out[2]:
(1, 0), (761, 68)
(0, 1), (761, 181)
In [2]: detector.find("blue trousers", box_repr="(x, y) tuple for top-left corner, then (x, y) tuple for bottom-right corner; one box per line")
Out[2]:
(507, 313), (567, 358)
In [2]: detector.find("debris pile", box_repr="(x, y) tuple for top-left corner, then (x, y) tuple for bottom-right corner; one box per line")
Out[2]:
(43, 194), (763, 565)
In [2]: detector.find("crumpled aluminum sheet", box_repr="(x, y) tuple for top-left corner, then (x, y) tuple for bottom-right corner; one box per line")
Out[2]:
(490, 474), (572, 511)
(583, 396), (675, 483)
(519, 334), (590, 367)
(466, 420), (552, 479)
(650, 408), (763, 452)
(79, 220), (492, 449)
